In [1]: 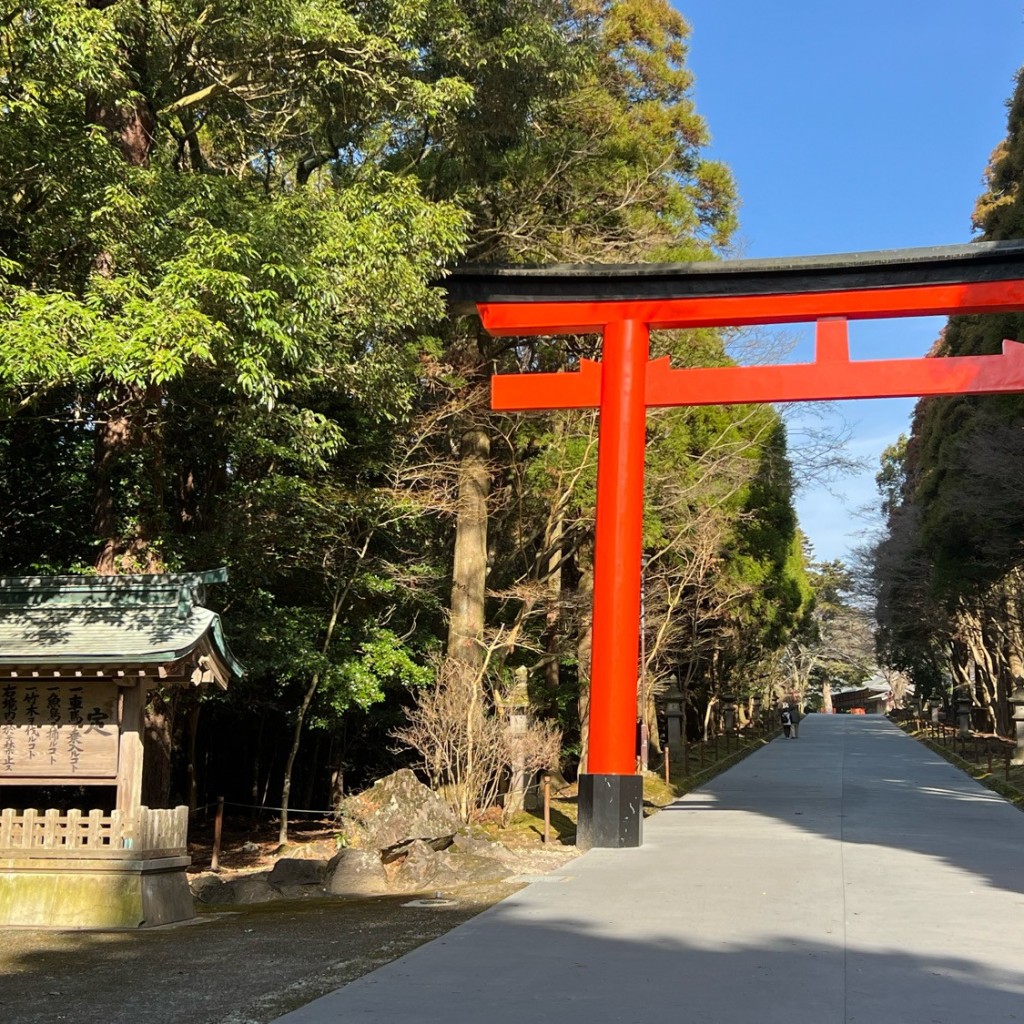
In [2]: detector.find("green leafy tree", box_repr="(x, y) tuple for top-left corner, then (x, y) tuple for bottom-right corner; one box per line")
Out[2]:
(870, 68), (1024, 735)
(0, 0), (470, 825)
(404, 0), (741, 773)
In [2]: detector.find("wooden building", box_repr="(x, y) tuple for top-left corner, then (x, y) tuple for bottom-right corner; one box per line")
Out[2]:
(0, 570), (243, 928)
(831, 685), (892, 715)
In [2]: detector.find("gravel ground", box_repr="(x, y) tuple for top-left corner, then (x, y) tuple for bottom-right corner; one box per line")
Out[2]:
(1, 881), (532, 1024)
(0, 833), (578, 1024)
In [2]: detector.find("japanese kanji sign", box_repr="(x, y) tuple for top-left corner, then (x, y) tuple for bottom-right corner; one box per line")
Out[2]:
(0, 681), (119, 781)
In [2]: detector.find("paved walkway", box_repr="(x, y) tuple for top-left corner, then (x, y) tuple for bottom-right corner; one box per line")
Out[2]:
(273, 715), (1024, 1023)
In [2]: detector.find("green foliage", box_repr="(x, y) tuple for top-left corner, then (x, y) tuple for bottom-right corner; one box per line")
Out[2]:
(0, 0), (802, 807)
(637, 327), (809, 706)
(871, 68), (1024, 721)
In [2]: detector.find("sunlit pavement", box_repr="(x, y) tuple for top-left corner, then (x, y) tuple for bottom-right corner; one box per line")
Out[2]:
(272, 715), (1024, 1024)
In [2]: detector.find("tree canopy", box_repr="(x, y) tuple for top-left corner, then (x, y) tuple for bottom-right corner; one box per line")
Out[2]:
(1, 0), (815, 822)
(870, 67), (1024, 734)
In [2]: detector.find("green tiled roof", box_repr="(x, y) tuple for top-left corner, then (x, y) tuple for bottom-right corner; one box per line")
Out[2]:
(0, 569), (244, 684)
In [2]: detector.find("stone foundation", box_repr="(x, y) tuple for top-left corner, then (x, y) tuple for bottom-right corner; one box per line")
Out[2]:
(0, 852), (194, 929)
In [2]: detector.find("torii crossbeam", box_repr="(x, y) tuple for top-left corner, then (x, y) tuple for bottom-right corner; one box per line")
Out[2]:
(445, 241), (1024, 850)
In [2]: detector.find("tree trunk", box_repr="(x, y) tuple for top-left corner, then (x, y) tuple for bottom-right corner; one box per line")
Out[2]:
(279, 671), (320, 848)
(85, 15), (162, 573)
(93, 383), (165, 573)
(447, 427), (490, 672)
(142, 690), (173, 808)
(703, 697), (716, 741)
(1001, 582), (1024, 735)
(250, 712), (266, 826)
(644, 678), (661, 756)
(301, 732), (322, 812)
(576, 542), (594, 775)
(542, 505), (565, 700)
(278, 583), (348, 846)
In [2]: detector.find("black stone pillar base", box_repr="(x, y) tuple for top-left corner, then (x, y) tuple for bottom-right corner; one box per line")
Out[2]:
(576, 773), (644, 850)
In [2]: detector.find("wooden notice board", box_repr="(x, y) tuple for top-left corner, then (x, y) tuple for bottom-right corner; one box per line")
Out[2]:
(0, 681), (119, 782)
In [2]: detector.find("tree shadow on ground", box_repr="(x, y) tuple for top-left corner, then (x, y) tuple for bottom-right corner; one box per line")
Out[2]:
(660, 714), (1024, 898)
(253, 906), (1024, 1023)
(7, 896), (1024, 1024)
(521, 802), (576, 843)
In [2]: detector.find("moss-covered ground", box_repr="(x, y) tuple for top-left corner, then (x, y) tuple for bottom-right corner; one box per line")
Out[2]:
(897, 720), (1024, 810)
(484, 727), (781, 848)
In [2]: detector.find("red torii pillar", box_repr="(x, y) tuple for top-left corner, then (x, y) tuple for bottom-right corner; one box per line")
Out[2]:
(479, 272), (1024, 850)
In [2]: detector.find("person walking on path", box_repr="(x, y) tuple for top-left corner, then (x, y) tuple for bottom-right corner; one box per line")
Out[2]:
(780, 702), (793, 738)
(790, 701), (801, 738)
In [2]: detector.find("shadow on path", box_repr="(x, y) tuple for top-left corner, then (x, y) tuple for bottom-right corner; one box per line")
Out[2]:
(662, 714), (1024, 898)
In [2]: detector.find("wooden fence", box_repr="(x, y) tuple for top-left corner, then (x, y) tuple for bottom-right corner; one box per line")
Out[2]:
(0, 805), (188, 853)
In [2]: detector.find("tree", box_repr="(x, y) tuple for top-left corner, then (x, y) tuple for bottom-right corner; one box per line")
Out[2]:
(391, 0), (741, 771)
(0, 0), (817, 822)
(869, 68), (1024, 736)
(0, 0), (472, 821)
(1, 0), (469, 568)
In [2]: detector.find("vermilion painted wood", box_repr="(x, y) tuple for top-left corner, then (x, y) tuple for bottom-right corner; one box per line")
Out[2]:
(492, 364), (601, 410)
(588, 319), (649, 776)
(479, 279), (1024, 335)
(493, 330), (1024, 410)
(492, 358), (602, 410)
(644, 339), (1024, 406)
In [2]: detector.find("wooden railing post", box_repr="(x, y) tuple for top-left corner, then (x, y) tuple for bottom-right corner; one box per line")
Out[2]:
(542, 776), (551, 845)
(211, 797), (225, 870)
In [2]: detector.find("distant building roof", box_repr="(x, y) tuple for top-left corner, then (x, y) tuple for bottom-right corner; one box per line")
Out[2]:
(0, 569), (244, 687)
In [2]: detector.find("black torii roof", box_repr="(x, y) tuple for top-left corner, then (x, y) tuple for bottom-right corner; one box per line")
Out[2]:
(442, 240), (1024, 314)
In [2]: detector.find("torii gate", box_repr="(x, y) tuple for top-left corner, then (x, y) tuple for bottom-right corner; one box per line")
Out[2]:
(446, 241), (1024, 850)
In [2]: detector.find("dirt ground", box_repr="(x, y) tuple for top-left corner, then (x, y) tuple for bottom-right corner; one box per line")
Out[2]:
(0, 817), (577, 1024)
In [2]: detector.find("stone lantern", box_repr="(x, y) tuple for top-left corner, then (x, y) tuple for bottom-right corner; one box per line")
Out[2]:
(721, 693), (737, 734)
(751, 694), (763, 733)
(927, 688), (944, 724)
(1010, 682), (1024, 766)
(663, 673), (684, 753)
(954, 687), (972, 738)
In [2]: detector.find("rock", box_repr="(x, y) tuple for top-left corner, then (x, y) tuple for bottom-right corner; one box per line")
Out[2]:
(389, 839), (446, 892)
(388, 841), (516, 893)
(436, 850), (513, 886)
(232, 874), (282, 905)
(341, 769), (460, 854)
(190, 873), (233, 905)
(324, 849), (389, 897)
(274, 884), (325, 900)
(449, 832), (520, 867)
(275, 841), (338, 861)
(268, 857), (328, 888)
(380, 835), (452, 862)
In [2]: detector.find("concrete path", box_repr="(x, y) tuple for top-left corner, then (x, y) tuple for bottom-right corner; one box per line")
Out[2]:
(272, 715), (1024, 1023)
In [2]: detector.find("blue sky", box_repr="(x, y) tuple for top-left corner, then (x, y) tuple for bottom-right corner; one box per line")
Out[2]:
(676, 1), (1024, 563)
